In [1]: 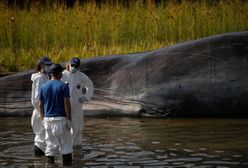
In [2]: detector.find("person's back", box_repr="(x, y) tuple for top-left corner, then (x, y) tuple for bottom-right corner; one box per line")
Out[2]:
(40, 80), (68, 118)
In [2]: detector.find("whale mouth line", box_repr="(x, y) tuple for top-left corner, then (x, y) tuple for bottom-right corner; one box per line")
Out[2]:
(88, 93), (172, 117)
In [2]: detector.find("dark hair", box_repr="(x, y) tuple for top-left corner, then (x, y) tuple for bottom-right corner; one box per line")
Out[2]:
(49, 64), (63, 76)
(51, 70), (62, 76)
(35, 63), (42, 73)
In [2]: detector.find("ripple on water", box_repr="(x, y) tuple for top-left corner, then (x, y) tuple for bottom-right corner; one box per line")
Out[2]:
(98, 144), (115, 148)
(1, 118), (248, 167)
(199, 148), (207, 151)
(126, 151), (155, 157)
(113, 166), (140, 168)
(83, 151), (106, 160)
(183, 148), (194, 153)
(151, 141), (160, 144)
(156, 154), (168, 159)
(191, 153), (220, 158)
(168, 148), (178, 151)
(115, 145), (141, 151)
(1, 144), (34, 160)
(165, 157), (203, 162)
(99, 148), (115, 152)
(132, 158), (160, 165)
(203, 160), (240, 165)
(155, 149), (165, 153)
(214, 150), (225, 153)
(191, 166), (213, 168)
(221, 157), (231, 161)
(169, 153), (178, 157)
(106, 154), (118, 158)
(232, 154), (243, 158)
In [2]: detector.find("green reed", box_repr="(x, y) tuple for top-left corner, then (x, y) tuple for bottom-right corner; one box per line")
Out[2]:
(0, 0), (247, 72)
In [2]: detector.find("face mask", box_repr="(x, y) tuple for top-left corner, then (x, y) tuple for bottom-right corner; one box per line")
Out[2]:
(70, 66), (78, 73)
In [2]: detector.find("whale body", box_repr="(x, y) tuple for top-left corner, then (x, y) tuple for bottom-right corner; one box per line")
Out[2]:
(1, 31), (248, 117)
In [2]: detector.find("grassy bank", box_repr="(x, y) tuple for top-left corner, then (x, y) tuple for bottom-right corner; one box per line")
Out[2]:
(0, 0), (247, 72)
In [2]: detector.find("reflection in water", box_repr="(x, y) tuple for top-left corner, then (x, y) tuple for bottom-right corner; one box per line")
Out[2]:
(0, 117), (248, 167)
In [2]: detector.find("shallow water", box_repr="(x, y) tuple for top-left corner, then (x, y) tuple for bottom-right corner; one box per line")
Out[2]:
(0, 117), (248, 168)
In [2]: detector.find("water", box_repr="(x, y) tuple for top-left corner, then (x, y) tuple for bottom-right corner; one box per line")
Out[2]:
(0, 117), (248, 168)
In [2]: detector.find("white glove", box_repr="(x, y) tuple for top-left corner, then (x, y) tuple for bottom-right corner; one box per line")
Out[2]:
(65, 120), (71, 131)
(79, 96), (88, 104)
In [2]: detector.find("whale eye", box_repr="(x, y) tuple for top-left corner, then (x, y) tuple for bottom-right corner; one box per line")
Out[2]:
(76, 84), (81, 89)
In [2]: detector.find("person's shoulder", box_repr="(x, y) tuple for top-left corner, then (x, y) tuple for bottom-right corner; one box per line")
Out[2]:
(57, 80), (68, 86)
(31, 73), (37, 81)
(42, 80), (52, 86)
(79, 71), (91, 81)
(39, 80), (49, 90)
(62, 70), (71, 80)
(58, 80), (69, 90)
(77, 71), (88, 77)
(31, 72), (43, 81)
(62, 70), (70, 75)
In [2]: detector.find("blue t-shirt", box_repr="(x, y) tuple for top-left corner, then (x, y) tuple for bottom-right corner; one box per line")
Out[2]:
(38, 80), (70, 117)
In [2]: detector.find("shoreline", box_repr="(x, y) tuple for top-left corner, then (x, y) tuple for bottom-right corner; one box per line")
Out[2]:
(0, 72), (16, 77)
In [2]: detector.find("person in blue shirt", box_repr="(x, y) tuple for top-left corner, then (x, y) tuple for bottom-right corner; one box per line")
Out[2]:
(38, 64), (73, 166)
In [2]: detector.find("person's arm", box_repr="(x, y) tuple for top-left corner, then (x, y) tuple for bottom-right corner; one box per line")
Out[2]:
(80, 73), (94, 103)
(39, 100), (45, 120)
(32, 75), (43, 109)
(64, 97), (71, 121)
(38, 86), (45, 120)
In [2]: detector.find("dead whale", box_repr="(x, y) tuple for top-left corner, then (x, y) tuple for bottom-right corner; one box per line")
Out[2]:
(1, 31), (248, 117)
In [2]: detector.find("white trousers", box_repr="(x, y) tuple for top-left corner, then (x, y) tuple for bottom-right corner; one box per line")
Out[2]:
(71, 106), (84, 146)
(31, 109), (46, 152)
(43, 117), (73, 156)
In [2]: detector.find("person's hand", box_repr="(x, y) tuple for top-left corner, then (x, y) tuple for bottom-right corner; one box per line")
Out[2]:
(66, 120), (71, 131)
(79, 96), (88, 104)
(42, 119), (48, 129)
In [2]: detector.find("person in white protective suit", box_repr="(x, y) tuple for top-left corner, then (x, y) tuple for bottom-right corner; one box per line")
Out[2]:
(31, 56), (52, 157)
(38, 64), (73, 166)
(61, 57), (94, 148)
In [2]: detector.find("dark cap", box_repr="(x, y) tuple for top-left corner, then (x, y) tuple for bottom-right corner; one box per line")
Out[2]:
(39, 56), (52, 66)
(70, 57), (81, 67)
(49, 64), (63, 75)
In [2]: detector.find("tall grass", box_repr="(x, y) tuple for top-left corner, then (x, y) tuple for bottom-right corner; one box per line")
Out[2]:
(0, 0), (247, 72)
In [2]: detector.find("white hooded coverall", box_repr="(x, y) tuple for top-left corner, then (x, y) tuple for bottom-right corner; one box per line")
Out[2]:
(31, 72), (48, 152)
(61, 70), (94, 146)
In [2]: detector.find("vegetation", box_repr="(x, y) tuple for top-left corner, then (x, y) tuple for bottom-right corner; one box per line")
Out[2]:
(0, 0), (247, 72)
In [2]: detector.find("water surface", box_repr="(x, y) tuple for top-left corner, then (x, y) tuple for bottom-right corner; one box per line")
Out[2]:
(0, 117), (248, 167)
